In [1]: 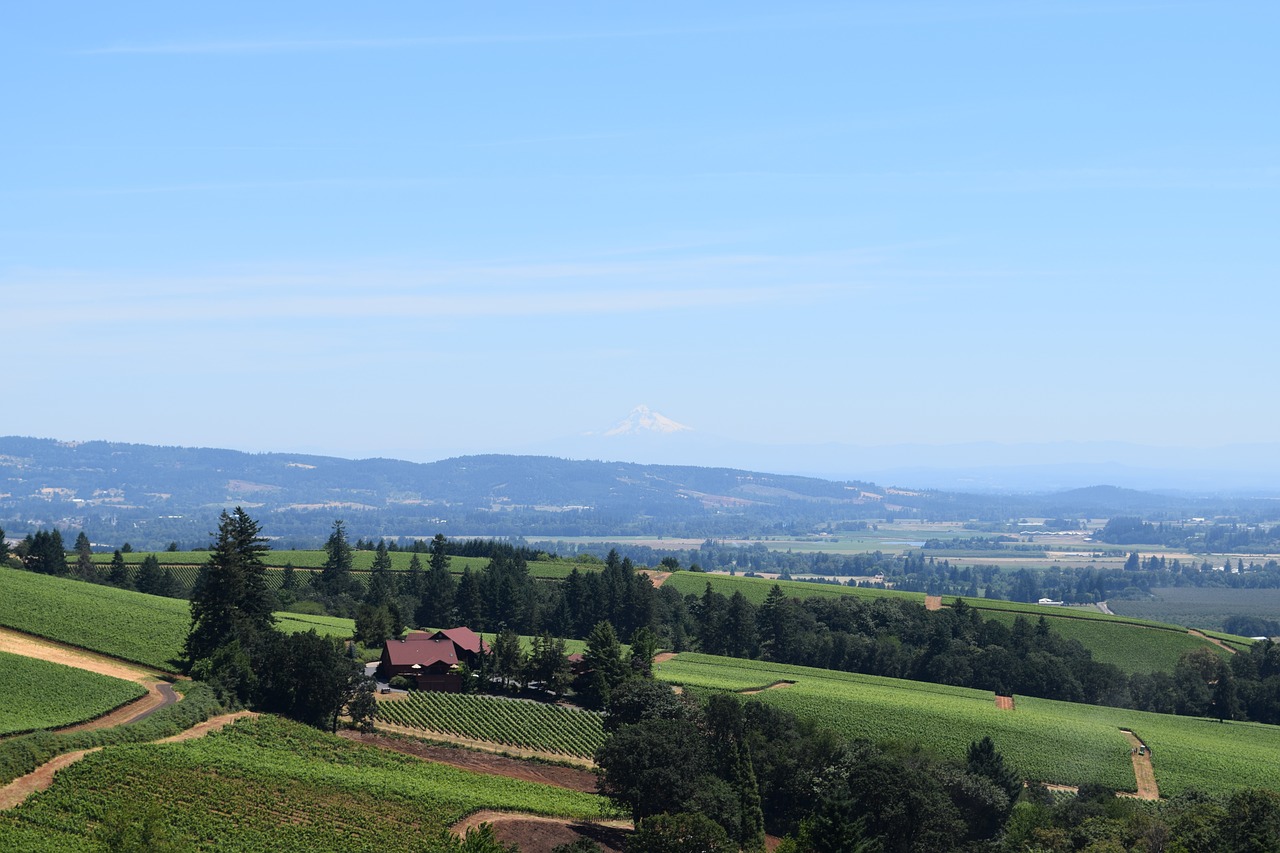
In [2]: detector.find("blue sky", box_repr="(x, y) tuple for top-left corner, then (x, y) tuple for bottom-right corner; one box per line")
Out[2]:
(4, 2), (1276, 463)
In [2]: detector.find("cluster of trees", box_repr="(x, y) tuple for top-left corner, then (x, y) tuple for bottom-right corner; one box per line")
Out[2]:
(595, 680), (1023, 851)
(183, 509), (374, 732)
(1098, 517), (1280, 553)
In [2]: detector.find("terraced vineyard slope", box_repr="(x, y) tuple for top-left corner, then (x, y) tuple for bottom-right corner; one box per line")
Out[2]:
(0, 653), (146, 736)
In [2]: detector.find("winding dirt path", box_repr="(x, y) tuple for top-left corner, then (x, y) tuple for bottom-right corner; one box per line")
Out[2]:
(0, 711), (255, 811)
(1188, 629), (1238, 655)
(1120, 729), (1159, 800)
(0, 626), (183, 735)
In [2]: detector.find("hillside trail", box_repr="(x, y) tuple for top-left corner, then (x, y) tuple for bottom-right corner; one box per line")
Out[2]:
(1187, 629), (1238, 655)
(739, 681), (795, 695)
(1120, 729), (1160, 800)
(639, 570), (671, 588)
(0, 625), (183, 735)
(0, 711), (256, 811)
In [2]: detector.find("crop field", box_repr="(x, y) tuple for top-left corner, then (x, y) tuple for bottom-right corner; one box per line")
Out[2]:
(274, 612), (355, 637)
(0, 715), (605, 852)
(0, 652), (146, 736)
(976, 610), (1226, 674)
(657, 653), (1280, 796)
(376, 693), (604, 758)
(0, 568), (364, 668)
(1108, 587), (1280, 633)
(0, 567), (190, 671)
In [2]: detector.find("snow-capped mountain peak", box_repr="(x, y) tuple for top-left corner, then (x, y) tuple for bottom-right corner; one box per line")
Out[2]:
(603, 405), (693, 436)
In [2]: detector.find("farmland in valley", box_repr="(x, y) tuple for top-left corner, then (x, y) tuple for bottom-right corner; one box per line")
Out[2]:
(1108, 586), (1280, 633)
(0, 715), (606, 852)
(656, 653), (1280, 796)
(376, 693), (604, 758)
(0, 652), (146, 736)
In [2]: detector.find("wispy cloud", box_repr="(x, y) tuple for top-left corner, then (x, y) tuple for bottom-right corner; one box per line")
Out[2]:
(3, 253), (842, 327)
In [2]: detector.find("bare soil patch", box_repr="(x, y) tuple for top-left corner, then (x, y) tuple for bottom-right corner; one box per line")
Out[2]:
(653, 652), (679, 665)
(0, 626), (167, 685)
(452, 811), (630, 853)
(995, 694), (1015, 711)
(1120, 729), (1159, 800)
(740, 681), (796, 696)
(1188, 629), (1238, 655)
(924, 595), (943, 611)
(639, 570), (672, 588)
(340, 732), (599, 792)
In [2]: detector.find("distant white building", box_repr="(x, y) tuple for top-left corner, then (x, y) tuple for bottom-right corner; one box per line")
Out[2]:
(1037, 597), (1064, 606)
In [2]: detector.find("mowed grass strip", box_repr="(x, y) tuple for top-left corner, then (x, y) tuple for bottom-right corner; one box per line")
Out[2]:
(656, 652), (1280, 796)
(0, 652), (147, 736)
(0, 715), (604, 852)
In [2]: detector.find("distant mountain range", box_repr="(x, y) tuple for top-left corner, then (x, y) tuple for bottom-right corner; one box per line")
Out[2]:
(1, 435), (1274, 550)
(511, 408), (1280, 494)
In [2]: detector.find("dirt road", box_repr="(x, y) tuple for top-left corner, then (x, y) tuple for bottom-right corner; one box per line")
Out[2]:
(1120, 729), (1159, 800)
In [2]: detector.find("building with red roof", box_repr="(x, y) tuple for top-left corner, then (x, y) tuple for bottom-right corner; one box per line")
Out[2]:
(377, 627), (489, 692)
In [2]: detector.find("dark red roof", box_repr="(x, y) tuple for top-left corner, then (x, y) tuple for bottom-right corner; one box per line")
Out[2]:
(382, 627), (488, 668)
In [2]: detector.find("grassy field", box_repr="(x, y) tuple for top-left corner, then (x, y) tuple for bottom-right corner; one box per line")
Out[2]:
(0, 568), (358, 669)
(0, 715), (606, 852)
(0, 652), (146, 736)
(376, 692), (604, 758)
(656, 653), (1280, 796)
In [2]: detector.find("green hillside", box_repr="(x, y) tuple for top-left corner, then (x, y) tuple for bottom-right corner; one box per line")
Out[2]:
(663, 570), (1243, 674)
(657, 652), (1280, 796)
(0, 568), (355, 670)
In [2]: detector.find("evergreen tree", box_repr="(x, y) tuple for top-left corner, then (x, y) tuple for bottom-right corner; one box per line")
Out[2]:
(365, 540), (395, 607)
(108, 550), (131, 589)
(136, 553), (163, 594)
(580, 620), (630, 710)
(454, 568), (483, 629)
(415, 534), (457, 628)
(24, 529), (67, 575)
(74, 531), (95, 580)
(0, 526), (8, 564)
(315, 520), (359, 598)
(184, 507), (274, 675)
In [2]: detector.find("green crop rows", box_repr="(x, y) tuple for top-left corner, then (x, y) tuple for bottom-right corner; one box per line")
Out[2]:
(376, 693), (604, 758)
(0, 652), (146, 736)
(0, 567), (190, 671)
(0, 715), (604, 852)
(0, 567), (358, 669)
(656, 652), (1280, 796)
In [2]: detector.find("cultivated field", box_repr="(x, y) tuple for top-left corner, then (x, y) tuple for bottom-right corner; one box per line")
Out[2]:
(376, 693), (604, 759)
(656, 653), (1280, 796)
(1108, 587), (1280, 632)
(0, 715), (606, 852)
(0, 653), (146, 737)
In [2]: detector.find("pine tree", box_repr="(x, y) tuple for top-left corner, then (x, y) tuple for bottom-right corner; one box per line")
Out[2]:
(184, 507), (274, 671)
(365, 540), (395, 607)
(108, 550), (131, 589)
(417, 534), (456, 628)
(136, 553), (162, 594)
(74, 531), (95, 580)
(315, 520), (358, 597)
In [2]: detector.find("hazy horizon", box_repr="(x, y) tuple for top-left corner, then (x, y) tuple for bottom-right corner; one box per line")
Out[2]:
(6, 4), (1276, 464)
